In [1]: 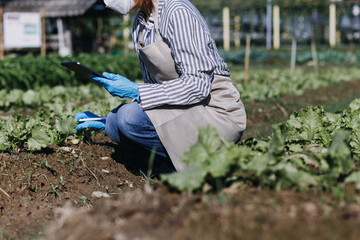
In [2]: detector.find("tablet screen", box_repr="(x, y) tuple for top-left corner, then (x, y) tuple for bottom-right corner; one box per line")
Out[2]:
(61, 62), (104, 79)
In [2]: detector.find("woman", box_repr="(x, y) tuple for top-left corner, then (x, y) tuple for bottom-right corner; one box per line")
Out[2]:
(75, 0), (246, 171)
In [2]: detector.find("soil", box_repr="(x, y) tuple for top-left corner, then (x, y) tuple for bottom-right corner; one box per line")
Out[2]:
(1, 79), (360, 240)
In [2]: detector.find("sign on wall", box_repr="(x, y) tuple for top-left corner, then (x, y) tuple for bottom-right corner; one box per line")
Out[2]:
(3, 12), (42, 48)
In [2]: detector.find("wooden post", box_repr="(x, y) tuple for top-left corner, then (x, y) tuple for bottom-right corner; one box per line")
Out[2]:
(65, 30), (72, 54)
(329, 3), (336, 47)
(311, 40), (319, 73)
(57, 18), (71, 56)
(273, 5), (280, 50)
(96, 17), (104, 53)
(290, 38), (297, 74)
(40, 8), (46, 56)
(0, 7), (4, 60)
(266, 0), (272, 49)
(244, 35), (251, 85)
(123, 14), (130, 55)
(234, 15), (241, 48)
(223, 7), (230, 51)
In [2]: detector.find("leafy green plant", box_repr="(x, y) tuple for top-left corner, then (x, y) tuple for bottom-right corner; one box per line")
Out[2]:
(0, 111), (77, 152)
(3, 66), (360, 111)
(234, 67), (360, 102)
(220, 49), (360, 65)
(161, 98), (360, 196)
(0, 53), (142, 90)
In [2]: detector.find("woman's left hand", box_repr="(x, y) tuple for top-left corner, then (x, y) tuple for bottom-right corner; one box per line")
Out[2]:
(92, 72), (141, 102)
(74, 111), (106, 131)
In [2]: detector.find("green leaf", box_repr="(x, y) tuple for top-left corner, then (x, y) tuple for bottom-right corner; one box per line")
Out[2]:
(287, 114), (302, 129)
(298, 172), (318, 189)
(22, 90), (37, 105)
(245, 155), (270, 176)
(322, 131), (355, 177)
(287, 144), (303, 153)
(160, 164), (207, 191)
(345, 172), (360, 190)
(268, 126), (285, 156)
(0, 131), (10, 151)
(181, 126), (220, 165)
(27, 126), (52, 150)
(350, 127), (360, 159)
(206, 151), (230, 178)
(349, 99), (360, 112)
(300, 107), (324, 141)
(49, 102), (64, 116)
(55, 115), (77, 135)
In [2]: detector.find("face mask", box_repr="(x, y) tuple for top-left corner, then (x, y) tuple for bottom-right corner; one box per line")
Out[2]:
(104, 0), (135, 15)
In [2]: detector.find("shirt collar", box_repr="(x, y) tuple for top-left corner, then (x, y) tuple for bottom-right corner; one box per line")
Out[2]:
(138, 0), (166, 29)
(138, 12), (154, 29)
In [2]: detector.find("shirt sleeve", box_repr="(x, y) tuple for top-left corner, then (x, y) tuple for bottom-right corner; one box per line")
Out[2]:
(137, 7), (215, 110)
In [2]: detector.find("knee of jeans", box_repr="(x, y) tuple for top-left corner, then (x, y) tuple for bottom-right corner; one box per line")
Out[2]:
(116, 102), (144, 137)
(105, 108), (121, 143)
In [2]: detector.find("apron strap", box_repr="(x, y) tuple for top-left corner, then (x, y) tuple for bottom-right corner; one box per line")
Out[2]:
(138, 0), (161, 47)
(152, 0), (162, 41)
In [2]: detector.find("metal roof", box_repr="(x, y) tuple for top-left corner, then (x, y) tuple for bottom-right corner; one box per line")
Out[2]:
(2, 0), (101, 17)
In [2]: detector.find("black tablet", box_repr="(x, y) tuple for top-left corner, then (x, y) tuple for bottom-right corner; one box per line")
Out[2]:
(61, 62), (104, 79)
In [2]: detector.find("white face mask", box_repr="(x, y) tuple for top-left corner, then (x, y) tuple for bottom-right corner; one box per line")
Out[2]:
(104, 0), (135, 15)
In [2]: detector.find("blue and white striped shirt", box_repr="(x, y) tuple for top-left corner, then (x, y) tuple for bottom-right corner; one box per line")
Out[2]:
(132, 0), (230, 110)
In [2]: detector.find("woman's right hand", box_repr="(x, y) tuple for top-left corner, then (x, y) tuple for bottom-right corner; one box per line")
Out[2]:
(74, 111), (106, 131)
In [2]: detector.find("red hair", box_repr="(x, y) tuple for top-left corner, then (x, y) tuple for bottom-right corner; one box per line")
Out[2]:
(132, 0), (154, 20)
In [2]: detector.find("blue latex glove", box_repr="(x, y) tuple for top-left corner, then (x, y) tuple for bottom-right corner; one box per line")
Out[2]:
(92, 72), (141, 103)
(75, 111), (106, 131)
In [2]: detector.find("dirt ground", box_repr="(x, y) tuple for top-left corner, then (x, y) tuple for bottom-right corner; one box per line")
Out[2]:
(1, 79), (360, 239)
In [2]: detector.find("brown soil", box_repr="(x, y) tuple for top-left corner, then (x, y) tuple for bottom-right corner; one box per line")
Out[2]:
(1, 79), (360, 240)
(0, 135), (153, 239)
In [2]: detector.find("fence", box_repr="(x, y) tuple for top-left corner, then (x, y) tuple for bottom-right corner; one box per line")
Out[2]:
(196, 0), (360, 50)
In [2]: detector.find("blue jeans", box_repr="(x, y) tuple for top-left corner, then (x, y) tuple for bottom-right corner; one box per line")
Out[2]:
(105, 102), (169, 158)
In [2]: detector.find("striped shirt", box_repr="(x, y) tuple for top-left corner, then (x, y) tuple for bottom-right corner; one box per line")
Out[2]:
(132, 0), (230, 110)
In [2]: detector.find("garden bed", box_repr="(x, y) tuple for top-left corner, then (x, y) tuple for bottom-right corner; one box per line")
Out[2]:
(2, 79), (360, 239)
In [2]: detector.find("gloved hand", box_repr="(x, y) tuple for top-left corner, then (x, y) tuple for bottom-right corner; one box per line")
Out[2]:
(92, 72), (141, 103)
(74, 111), (106, 131)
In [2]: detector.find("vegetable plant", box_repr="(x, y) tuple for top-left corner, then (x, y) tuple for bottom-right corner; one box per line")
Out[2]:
(161, 98), (360, 197)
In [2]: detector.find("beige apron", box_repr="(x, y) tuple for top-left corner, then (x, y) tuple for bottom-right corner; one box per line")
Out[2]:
(137, 2), (246, 171)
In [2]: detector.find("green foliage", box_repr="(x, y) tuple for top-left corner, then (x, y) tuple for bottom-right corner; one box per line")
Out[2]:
(0, 84), (106, 109)
(0, 110), (77, 152)
(0, 84), (124, 152)
(0, 53), (142, 90)
(161, 98), (360, 196)
(27, 126), (52, 151)
(0, 83), (127, 118)
(220, 50), (360, 65)
(233, 67), (360, 102)
(3, 66), (360, 110)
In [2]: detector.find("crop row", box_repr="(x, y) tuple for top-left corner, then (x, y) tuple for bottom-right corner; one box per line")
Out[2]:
(0, 95), (124, 152)
(2, 51), (358, 91)
(220, 49), (360, 65)
(2, 97), (360, 197)
(0, 84), (108, 109)
(237, 67), (360, 101)
(161, 98), (360, 198)
(2, 67), (360, 109)
(0, 54), (142, 90)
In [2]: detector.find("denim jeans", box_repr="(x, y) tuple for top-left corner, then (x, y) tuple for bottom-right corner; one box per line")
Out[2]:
(105, 102), (169, 158)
